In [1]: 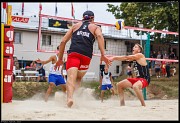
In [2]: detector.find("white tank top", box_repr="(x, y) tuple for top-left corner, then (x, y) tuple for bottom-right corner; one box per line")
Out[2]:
(102, 72), (111, 85)
(49, 54), (62, 75)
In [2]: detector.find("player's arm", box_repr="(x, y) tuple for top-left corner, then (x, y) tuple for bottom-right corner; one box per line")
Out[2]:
(94, 26), (111, 66)
(58, 26), (73, 61)
(99, 72), (103, 89)
(111, 53), (143, 61)
(36, 56), (53, 65)
(94, 26), (105, 56)
(109, 72), (114, 84)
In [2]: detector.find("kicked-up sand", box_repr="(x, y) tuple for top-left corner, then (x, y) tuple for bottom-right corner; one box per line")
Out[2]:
(1, 87), (179, 121)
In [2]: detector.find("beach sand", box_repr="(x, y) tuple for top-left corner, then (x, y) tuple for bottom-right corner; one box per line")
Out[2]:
(1, 87), (179, 121)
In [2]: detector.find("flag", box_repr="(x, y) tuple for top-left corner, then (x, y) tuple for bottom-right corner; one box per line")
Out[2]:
(71, 2), (75, 19)
(55, 2), (58, 16)
(39, 3), (42, 11)
(22, 2), (24, 16)
(3, 2), (7, 9)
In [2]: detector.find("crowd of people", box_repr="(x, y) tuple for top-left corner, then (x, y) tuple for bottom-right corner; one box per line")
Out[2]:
(149, 50), (177, 78)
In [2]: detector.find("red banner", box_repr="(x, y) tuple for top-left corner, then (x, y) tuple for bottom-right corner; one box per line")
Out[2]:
(12, 16), (29, 23)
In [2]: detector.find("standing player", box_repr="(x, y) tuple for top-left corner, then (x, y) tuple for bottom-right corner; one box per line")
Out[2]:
(99, 64), (115, 102)
(55, 10), (111, 108)
(36, 46), (66, 102)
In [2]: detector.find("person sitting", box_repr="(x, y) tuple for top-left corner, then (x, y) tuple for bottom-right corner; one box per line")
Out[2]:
(30, 61), (37, 70)
(37, 65), (46, 82)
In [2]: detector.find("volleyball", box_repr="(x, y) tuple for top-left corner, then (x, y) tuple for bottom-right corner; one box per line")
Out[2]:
(115, 20), (125, 30)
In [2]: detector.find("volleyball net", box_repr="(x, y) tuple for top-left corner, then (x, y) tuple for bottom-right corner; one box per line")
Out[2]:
(37, 14), (179, 63)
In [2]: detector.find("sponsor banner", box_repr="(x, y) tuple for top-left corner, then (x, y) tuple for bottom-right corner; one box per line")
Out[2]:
(12, 16), (29, 23)
(48, 19), (74, 29)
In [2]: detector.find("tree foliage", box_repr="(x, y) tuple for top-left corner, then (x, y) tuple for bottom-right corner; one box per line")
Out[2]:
(107, 2), (179, 43)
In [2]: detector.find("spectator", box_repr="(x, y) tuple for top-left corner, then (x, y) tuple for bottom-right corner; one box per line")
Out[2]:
(169, 51), (175, 59)
(169, 51), (175, 65)
(166, 62), (171, 78)
(152, 51), (157, 68)
(148, 61), (152, 76)
(154, 61), (161, 78)
(30, 61), (37, 70)
(37, 65), (46, 82)
(163, 51), (169, 59)
(161, 61), (166, 77)
(157, 51), (162, 59)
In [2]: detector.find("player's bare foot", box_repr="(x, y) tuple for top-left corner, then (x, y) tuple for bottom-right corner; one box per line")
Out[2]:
(67, 100), (73, 108)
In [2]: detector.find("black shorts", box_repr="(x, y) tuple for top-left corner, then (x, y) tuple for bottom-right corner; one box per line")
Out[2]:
(155, 68), (161, 72)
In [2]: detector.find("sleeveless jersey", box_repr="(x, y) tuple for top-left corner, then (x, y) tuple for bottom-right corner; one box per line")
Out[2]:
(49, 54), (62, 75)
(101, 72), (112, 85)
(132, 61), (150, 84)
(68, 21), (95, 58)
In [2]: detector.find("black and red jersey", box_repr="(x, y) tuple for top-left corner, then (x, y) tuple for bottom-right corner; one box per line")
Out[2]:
(68, 21), (95, 58)
(132, 61), (150, 84)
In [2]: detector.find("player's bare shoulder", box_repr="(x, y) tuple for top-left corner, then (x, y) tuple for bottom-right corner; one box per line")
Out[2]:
(135, 52), (145, 58)
(72, 22), (82, 31)
(88, 23), (98, 29)
(136, 53), (147, 66)
(88, 23), (99, 35)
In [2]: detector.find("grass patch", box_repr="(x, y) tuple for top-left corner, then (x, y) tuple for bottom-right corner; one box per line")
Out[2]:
(12, 64), (178, 100)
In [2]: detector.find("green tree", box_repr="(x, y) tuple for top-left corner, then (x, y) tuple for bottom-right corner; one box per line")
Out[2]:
(107, 2), (179, 44)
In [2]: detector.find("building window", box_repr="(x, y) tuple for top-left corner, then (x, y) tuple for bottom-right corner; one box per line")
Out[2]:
(14, 32), (21, 44)
(116, 65), (119, 74)
(42, 35), (51, 46)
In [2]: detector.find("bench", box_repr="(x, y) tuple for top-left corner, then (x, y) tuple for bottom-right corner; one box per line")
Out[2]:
(83, 72), (97, 81)
(15, 70), (48, 82)
(15, 75), (24, 81)
(24, 71), (39, 81)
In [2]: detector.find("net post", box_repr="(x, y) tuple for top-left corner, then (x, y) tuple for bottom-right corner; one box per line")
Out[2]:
(143, 33), (150, 100)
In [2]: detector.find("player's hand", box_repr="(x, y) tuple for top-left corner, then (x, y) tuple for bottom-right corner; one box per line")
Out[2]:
(108, 56), (115, 62)
(36, 58), (41, 63)
(101, 55), (112, 67)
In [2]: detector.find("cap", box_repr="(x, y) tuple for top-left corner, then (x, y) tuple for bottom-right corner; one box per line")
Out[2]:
(83, 10), (94, 20)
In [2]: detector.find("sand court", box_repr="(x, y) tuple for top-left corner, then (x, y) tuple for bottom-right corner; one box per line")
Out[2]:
(1, 88), (178, 121)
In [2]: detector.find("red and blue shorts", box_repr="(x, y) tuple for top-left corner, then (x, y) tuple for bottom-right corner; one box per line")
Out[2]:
(127, 78), (148, 88)
(66, 52), (91, 71)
